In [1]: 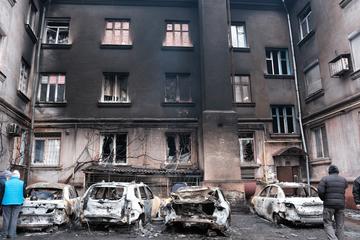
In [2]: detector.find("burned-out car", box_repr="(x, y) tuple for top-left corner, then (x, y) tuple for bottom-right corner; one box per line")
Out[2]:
(164, 186), (231, 233)
(251, 182), (323, 225)
(17, 182), (80, 229)
(81, 182), (160, 225)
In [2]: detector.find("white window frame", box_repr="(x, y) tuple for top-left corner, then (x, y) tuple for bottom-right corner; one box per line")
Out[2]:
(232, 75), (251, 103)
(100, 133), (128, 165)
(32, 136), (61, 167)
(18, 59), (30, 95)
(163, 22), (192, 47)
(238, 133), (255, 163)
(349, 31), (360, 72)
(38, 73), (66, 103)
(312, 125), (329, 159)
(44, 20), (70, 44)
(266, 49), (291, 75)
(101, 73), (129, 103)
(231, 24), (248, 48)
(103, 20), (132, 45)
(299, 7), (312, 40)
(272, 106), (296, 134)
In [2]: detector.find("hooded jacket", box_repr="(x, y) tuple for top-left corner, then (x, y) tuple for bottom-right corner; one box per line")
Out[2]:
(318, 173), (348, 209)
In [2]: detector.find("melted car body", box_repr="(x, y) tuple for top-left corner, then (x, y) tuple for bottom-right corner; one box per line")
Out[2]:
(251, 182), (323, 225)
(80, 182), (160, 225)
(164, 186), (231, 232)
(17, 182), (80, 229)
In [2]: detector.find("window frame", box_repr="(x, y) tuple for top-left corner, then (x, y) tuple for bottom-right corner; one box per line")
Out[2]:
(304, 61), (322, 96)
(100, 133), (128, 165)
(230, 22), (248, 48)
(231, 75), (252, 103)
(103, 19), (132, 46)
(312, 125), (329, 159)
(18, 58), (30, 95)
(26, 0), (38, 32)
(101, 73), (129, 103)
(271, 105), (297, 134)
(238, 132), (255, 163)
(44, 19), (70, 45)
(349, 31), (360, 72)
(266, 48), (291, 75)
(165, 132), (192, 164)
(164, 73), (192, 103)
(32, 135), (61, 167)
(163, 21), (193, 47)
(38, 73), (66, 103)
(298, 5), (313, 40)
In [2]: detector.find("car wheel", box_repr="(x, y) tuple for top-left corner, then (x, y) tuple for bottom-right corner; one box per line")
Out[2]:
(273, 213), (283, 225)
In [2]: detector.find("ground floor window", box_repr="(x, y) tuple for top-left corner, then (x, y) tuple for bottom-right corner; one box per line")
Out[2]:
(166, 133), (191, 163)
(239, 132), (255, 163)
(101, 133), (127, 164)
(32, 134), (61, 166)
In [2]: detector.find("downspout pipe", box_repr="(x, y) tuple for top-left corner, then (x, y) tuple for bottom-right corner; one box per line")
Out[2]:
(27, 0), (51, 182)
(281, 0), (311, 187)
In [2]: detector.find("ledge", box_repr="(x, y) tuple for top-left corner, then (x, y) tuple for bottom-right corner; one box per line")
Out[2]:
(97, 101), (132, 107)
(297, 30), (315, 47)
(30, 166), (62, 171)
(305, 89), (325, 103)
(233, 102), (256, 107)
(36, 102), (67, 107)
(25, 24), (38, 44)
(240, 164), (260, 168)
(270, 133), (301, 138)
(42, 44), (72, 49)
(100, 44), (133, 49)
(232, 47), (250, 53)
(161, 46), (194, 52)
(351, 69), (360, 80)
(17, 90), (30, 103)
(340, 0), (352, 8)
(264, 74), (295, 80)
(310, 158), (332, 166)
(162, 102), (195, 107)
(0, 71), (6, 82)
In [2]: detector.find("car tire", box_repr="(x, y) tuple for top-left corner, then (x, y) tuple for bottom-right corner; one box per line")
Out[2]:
(273, 213), (283, 225)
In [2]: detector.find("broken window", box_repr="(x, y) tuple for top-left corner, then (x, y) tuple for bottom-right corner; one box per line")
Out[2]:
(282, 186), (318, 198)
(145, 187), (154, 199)
(165, 73), (191, 103)
(38, 74), (66, 103)
(44, 19), (70, 44)
(269, 186), (278, 198)
(266, 49), (291, 75)
(101, 133), (127, 164)
(139, 186), (147, 200)
(13, 130), (28, 166)
(18, 59), (30, 95)
(232, 75), (251, 103)
(163, 22), (192, 47)
(27, 188), (63, 200)
(312, 125), (329, 159)
(299, 5), (313, 40)
(271, 106), (296, 134)
(259, 187), (269, 197)
(32, 135), (60, 166)
(166, 133), (191, 163)
(90, 187), (124, 200)
(103, 20), (131, 45)
(230, 23), (247, 48)
(102, 73), (129, 103)
(239, 132), (255, 163)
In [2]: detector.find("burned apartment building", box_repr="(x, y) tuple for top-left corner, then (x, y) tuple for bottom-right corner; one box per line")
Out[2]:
(26, 0), (306, 200)
(285, 0), (360, 208)
(0, 0), (43, 178)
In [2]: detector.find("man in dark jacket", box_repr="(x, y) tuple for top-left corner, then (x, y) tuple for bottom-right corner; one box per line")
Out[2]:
(318, 165), (348, 240)
(353, 176), (360, 209)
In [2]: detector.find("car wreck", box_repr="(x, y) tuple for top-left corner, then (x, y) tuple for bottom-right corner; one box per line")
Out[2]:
(80, 182), (160, 226)
(251, 182), (323, 225)
(164, 186), (231, 233)
(17, 182), (80, 229)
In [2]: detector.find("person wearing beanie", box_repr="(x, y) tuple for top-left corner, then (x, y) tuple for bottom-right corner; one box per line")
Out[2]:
(1, 170), (26, 239)
(318, 165), (348, 240)
(353, 176), (360, 210)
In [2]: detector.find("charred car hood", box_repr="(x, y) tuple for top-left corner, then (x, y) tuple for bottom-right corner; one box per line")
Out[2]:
(171, 187), (217, 203)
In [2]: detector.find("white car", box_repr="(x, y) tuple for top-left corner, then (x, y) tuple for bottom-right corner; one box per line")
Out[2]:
(18, 182), (80, 229)
(251, 182), (323, 225)
(80, 182), (160, 226)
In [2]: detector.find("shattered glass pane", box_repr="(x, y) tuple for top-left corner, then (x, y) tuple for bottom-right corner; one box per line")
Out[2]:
(167, 135), (176, 161)
(27, 188), (63, 200)
(179, 134), (191, 162)
(102, 135), (114, 162)
(115, 134), (127, 164)
(46, 28), (57, 44)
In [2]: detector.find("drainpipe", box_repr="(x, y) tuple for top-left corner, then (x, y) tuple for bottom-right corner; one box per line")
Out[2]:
(27, 0), (51, 182)
(281, 0), (311, 187)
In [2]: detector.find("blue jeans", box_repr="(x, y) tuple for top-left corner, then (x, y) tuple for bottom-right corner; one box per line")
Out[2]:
(2, 205), (22, 238)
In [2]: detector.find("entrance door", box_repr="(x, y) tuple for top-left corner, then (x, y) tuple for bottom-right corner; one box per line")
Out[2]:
(277, 166), (299, 182)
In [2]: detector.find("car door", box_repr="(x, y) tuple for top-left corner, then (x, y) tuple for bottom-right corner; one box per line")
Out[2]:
(139, 186), (152, 223)
(254, 186), (270, 217)
(262, 186), (279, 221)
(145, 186), (160, 218)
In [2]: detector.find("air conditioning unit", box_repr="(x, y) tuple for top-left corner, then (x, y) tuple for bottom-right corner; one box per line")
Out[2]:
(6, 123), (21, 137)
(329, 54), (351, 77)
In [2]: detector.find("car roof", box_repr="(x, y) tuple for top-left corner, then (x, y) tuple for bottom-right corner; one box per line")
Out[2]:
(89, 181), (146, 188)
(27, 182), (70, 190)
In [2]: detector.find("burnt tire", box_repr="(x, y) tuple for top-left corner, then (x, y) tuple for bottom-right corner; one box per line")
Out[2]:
(273, 213), (283, 225)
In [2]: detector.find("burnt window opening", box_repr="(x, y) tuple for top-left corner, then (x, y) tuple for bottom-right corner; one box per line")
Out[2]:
(101, 134), (127, 164)
(90, 187), (124, 200)
(164, 74), (192, 103)
(102, 73), (129, 103)
(239, 132), (255, 163)
(27, 188), (63, 201)
(166, 133), (191, 163)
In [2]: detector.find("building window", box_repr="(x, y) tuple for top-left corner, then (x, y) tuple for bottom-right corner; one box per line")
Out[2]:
(13, 130), (28, 166)
(166, 133), (191, 163)
(305, 63), (322, 96)
(232, 75), (251, 103)
(313, 126), (329, 159)
(18, 59), (30, 95)
(101, 133), (127, 165)
(44, 20), (70, 44)
(163, 22), (192, 47)
(101, 73), (129, 103)
(32, 136), (60, 166)
(266, 49), (291, 75)
(26, 1), (38, 31)
(350, 33), (360, 71)
(271, 106), (296, 134)
(164, 73), (191, 103)
(103, 20), (131, 45)
(299, 5), (313, 40)
(231, 24), (248, 48)
(239, 133), (255, 163)
(38, 74), (66, 103)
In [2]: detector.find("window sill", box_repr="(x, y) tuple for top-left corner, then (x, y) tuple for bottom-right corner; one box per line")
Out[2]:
(351, 69), (360, 80)
(310, 158), (331, 166)
(0, 71), (6, 83)
(161, 46), (194, 51)
(25, 24), (38, 44)
(17, 90), (30, 103)
(305, 89), (325, 103)
(36, 102), (67, 107)
(240, 164), (260, 168)
(270, 133), (300, 138)
(339, 0), (352, 8)
(98, 101), (132, 107)
(100, 44), (133, 49)
(297, 30), (315, 47)
(264, 74), (295, 80)
(30, 166), (62, 170)
(162, 102), (195, 107)
(231, 47), (250, 53)
(42, 44), (72, 49)
(233, 102), (256, 107)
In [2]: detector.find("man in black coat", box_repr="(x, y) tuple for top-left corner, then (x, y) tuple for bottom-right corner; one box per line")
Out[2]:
(318, 165), (348, 240)
(353, 176), (360, 210)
